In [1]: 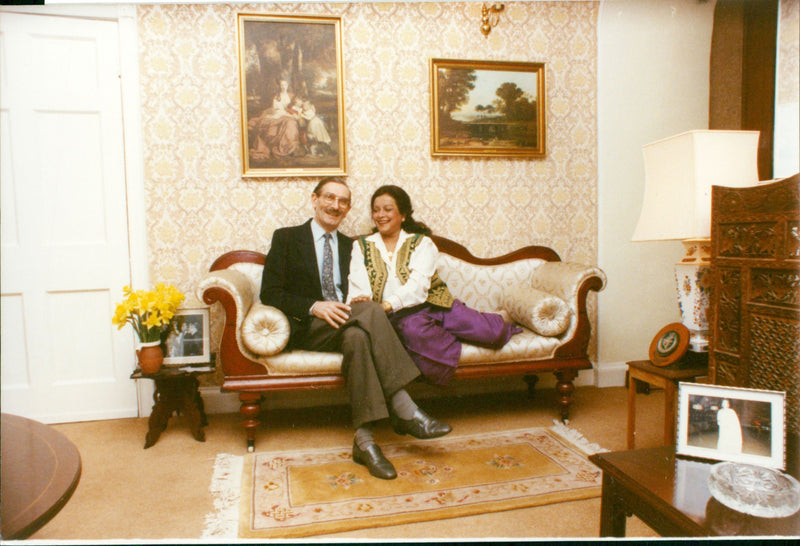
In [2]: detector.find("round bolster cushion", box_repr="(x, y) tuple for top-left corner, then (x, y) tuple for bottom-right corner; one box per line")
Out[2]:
(242, 302), (290, 355)
(503, 287), (572, 337)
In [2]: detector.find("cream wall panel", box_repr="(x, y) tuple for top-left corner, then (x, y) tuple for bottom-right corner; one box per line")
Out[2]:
(596, 0), (715, 381)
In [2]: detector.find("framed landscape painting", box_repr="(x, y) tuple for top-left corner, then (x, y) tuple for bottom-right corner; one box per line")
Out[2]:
(430, 58), (546, 158)
(237, 14), (346, 177)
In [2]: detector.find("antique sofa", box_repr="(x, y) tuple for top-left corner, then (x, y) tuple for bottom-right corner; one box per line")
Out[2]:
(198, 235), (606, 451)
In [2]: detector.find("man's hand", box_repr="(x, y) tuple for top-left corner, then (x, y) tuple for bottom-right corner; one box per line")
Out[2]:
(312, 301), (351, 328)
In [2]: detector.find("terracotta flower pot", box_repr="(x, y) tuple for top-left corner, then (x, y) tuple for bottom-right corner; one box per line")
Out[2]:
(137, 341), (164, 374)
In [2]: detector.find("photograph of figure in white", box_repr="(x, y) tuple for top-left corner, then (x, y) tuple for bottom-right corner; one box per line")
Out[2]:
(165, 321), (185, 357)
(300, 98), (333, 156)
(716, 399), (743, 454)
(164, 317), (203, 358)
(686, 396), (770, 457)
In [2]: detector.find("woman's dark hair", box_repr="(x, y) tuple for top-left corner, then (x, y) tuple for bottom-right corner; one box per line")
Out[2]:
(370, 185), (432, 236)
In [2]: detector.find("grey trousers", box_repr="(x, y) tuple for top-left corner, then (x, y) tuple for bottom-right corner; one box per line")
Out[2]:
(304, 301), (421, 428)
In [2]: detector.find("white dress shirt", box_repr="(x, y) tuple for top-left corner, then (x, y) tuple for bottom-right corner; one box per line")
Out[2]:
(347, 229), (437, 311)
(310, 219), (343, 302)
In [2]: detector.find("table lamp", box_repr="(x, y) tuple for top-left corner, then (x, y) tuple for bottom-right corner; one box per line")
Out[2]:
(632, 129), (760, 354)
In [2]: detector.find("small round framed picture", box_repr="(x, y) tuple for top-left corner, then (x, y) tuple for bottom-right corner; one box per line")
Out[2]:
(648, 322), (690, 367)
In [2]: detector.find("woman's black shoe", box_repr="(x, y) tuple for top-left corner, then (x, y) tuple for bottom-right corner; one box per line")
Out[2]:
(391, 408), (452, 439)
(352, 441), (397, 480)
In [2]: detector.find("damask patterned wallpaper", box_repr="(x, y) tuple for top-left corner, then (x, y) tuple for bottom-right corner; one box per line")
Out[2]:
(137, 1), (599, 372)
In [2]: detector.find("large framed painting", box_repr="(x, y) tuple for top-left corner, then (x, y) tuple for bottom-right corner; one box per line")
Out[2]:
(237, 14), (346, 178)
(430, 58), (546, 158)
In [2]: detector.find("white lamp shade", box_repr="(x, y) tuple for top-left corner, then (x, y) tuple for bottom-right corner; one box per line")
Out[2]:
(632, 130), (760, 241)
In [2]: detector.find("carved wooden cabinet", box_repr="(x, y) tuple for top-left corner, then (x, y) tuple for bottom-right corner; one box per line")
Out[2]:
(709, 173), (800, 434)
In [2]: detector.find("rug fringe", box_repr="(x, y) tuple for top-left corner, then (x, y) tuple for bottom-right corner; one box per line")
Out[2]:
(549, 419), (609, 455)
(202, 453), (243, 539)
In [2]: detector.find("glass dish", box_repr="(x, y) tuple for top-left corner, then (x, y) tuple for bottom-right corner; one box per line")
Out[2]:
(708, 462), (800, 518)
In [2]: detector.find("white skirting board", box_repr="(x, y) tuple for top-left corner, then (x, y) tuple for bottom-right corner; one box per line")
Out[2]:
(594, 361), (629, 388)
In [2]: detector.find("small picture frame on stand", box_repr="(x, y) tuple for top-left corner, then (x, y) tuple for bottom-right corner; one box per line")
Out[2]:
(649, 322), (689, 367)
(161, 308), (210, 366)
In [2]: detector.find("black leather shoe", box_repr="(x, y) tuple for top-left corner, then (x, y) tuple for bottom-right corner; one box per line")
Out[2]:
(391, 408), (452, 439)
(352, 441), (397, 480)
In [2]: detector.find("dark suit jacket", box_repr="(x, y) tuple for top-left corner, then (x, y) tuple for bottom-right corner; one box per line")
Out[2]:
(260, 219), (353, 348)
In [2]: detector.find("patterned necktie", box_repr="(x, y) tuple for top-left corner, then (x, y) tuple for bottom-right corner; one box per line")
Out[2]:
(321, 233), (338, 301)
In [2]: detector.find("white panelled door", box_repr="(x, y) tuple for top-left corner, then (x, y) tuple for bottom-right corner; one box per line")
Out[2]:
(1, 12), (138, 422)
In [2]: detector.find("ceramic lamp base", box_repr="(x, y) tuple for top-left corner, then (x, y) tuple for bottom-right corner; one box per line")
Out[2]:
(675, 238), (712, 353)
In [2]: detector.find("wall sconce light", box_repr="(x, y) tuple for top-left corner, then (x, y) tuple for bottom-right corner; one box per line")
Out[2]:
(480, 3), (505, 38)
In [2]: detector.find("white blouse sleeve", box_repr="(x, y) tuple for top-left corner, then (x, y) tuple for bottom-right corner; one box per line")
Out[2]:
(346, 241), (373, 304)
(386, 235), (437, 311)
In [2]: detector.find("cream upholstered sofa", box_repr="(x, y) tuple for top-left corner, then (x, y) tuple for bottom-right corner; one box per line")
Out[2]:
(198, 235), (606, 451)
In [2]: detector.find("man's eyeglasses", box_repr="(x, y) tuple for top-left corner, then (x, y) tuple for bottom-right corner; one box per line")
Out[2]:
(319, 192), (351, 208)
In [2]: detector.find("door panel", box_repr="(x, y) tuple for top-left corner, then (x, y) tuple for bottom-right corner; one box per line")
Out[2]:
(0, 12), (138, 422)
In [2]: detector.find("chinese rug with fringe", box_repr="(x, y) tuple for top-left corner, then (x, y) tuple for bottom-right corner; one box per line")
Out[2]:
(203, 421), (607, 539)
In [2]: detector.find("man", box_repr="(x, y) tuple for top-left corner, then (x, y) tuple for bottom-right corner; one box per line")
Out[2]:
(260, 177), (451, 480)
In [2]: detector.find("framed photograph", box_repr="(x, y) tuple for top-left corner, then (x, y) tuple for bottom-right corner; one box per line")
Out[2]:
(237, 13), (346, 177)
(161, 308), (210, 366)
(648, 322), (689, 367)
(430, 58), (546, 158)
(677, 382), (786, 469)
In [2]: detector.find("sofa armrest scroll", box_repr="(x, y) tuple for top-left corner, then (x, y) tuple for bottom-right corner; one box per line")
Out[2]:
(197, 268), (256, 318)
(529, 262), (606, 359)
(198, 268), (267, 377)
(529, 261), (607, 305)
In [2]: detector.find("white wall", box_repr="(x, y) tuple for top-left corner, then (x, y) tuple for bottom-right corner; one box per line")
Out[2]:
(596, 0), (717, 386)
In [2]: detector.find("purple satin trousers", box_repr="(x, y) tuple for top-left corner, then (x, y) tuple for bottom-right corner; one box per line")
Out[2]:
(389, 299), (521, 386)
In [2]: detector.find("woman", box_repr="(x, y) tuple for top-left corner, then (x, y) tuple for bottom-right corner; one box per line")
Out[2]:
(716, 399), (743, 454)
(348, 185), (521, 385)
(249, 79), (301, 160)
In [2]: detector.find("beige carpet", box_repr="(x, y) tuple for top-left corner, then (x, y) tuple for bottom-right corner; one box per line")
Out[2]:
(206, 423), (606, 539)
(32, 385), (665, 540)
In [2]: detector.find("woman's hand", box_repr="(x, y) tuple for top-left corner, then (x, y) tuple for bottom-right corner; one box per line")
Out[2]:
(381, 301), (392, 313)
(350, 295), (371, 304)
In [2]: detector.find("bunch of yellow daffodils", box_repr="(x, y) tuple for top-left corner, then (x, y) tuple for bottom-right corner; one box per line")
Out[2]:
(112, 283), (185, 343)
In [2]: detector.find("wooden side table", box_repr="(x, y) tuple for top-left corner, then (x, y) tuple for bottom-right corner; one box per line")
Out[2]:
(1, 414), (82, 539)
(626, 359), (708, 449)
(131, 361), (215, 448)
(590, 442), (800, 537)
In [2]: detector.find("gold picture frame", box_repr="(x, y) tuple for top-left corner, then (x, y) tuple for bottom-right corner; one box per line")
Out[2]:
(430, 58), (546, 158)
(237, 13), (346, 178)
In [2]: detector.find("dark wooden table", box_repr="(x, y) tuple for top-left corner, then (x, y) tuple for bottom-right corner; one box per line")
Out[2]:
(626, 359), (708, 449)
(131, 362), (214, 448)
(1, 413), (82, 539)
(589, 441), (800, 537)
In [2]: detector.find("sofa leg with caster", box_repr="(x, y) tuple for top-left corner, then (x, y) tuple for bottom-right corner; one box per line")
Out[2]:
(239, 393), (263, 452)
(555, 370), (577, 422)
(523, 374), (539, 398)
